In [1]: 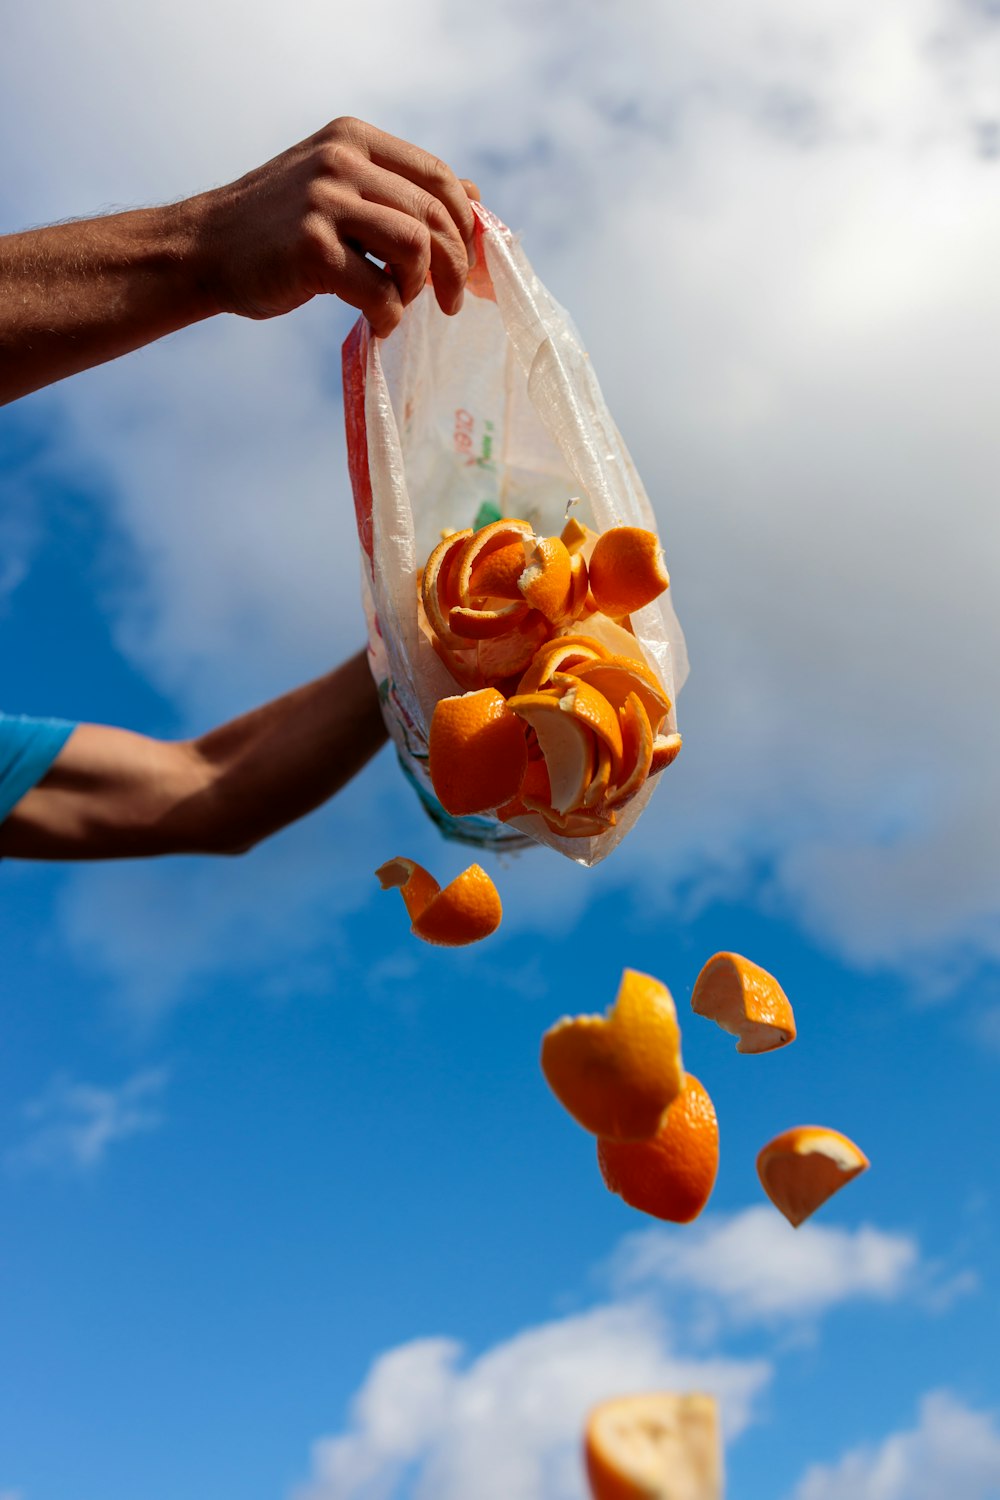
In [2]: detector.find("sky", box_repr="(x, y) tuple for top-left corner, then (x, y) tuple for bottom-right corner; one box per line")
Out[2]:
(3, 0), (1000, 1497)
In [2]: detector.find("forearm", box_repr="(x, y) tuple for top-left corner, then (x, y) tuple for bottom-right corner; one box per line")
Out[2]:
(0, 652), (388, 860)
(192, 650), (388, 852)
(0, 199), (217, 405)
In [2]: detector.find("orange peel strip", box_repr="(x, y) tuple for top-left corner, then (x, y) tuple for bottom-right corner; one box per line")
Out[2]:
(448, 599), (531, 639)
(573, 655), (672, 734)
(516, 634), (609, 695)
(421, 528), (473, 645)
(757, 1125), (869, 1227)
(376, 857), (502, 947)
(691, 952), (796, 1054)
(540, 968), (684, 1139)
(605, 692), (654, 809)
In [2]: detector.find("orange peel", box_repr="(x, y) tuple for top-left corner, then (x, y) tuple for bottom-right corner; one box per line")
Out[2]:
(516, 634), (610, 695)
(455, 518), (533, 601)
(448, 599), (531, 639)
(519, 535), (574, 622)
(606, 693), (654, 809)
(476, 610), (549, 682)
(540, 968), (684, 1139)
(597, 1074), (719, 1224)
(757, 1125), (869, 1228)
(428, 688), (528, 816)
(560, 514), (593, 556)
(376, 857), (502, 946)
(691, 952), (796, 1054)
(420, 528), (473, 645)
(649, 733), (683, 775)
(572, 656), (672, 735)
(468, 540), (529, 600)
(588, 526), (670, 618)
(506, 690), (593, 814)
(584, 1392), (722, 1500)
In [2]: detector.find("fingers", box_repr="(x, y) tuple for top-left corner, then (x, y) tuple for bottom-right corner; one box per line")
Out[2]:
(461, 179), (481, 202)
(345, 159), (470, 315)
(332, 245), (406, 339)
(363, 125), (477, 255)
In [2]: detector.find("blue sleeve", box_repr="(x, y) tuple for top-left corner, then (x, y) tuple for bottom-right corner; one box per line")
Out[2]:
(0, 713), (77, 823)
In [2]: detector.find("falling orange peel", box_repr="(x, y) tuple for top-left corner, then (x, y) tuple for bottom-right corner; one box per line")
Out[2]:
(691, 952), (796, 1054)
(584, 1392), (722, 1500)
(757, 1125), (869, 1227)
(376, 857), (502, 946)
(541, 968), (684, 1140)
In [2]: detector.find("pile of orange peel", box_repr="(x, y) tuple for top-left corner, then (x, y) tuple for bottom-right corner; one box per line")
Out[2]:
(420, 515), (681, 840)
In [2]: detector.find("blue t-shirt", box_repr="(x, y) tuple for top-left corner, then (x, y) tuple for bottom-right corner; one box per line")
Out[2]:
(0, 713), (76, 823)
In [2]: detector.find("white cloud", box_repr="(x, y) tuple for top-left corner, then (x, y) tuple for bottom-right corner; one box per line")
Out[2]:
(5, 0), (1000, 999)
(610, 1208), (919, 1326)
(293, 1303), (769, 1500)
(792, 1390), (1000, 1500)
(5, 1067), (168, 1172)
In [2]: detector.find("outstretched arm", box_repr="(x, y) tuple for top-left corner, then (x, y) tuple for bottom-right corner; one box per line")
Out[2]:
(0, 650), (388, 860)
(0, 116), (478, 405)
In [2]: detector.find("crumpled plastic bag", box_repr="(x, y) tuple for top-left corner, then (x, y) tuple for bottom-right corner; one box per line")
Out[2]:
(343, 202), (688, 865)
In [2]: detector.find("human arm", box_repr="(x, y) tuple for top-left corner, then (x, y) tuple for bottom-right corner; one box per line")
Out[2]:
(0, 650), (388, 860)
(0, 116), (478, 406)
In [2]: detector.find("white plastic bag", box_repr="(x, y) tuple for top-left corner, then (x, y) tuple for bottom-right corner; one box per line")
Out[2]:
(343, 203), (688, 865)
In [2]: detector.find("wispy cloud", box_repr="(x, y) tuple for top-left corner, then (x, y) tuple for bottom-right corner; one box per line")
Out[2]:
(5, 1067), (168, 1172)
(609, 1207), (920, 1327)
(792, 1390), (1000, 1500)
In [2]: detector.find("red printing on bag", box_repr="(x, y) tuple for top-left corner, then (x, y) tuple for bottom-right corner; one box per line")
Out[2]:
(342, 316), (375, 564)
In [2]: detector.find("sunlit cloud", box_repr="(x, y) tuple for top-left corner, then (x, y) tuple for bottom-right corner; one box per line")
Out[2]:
(5, 0), (1000, 1003)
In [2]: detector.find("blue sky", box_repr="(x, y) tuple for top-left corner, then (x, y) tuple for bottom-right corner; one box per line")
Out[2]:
(4, 2), (1000, 1498)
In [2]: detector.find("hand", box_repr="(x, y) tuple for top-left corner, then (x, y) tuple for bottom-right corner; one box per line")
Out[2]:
(196, 117), (480, 337)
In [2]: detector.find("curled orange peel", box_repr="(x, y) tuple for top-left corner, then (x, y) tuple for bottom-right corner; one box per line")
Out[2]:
(421, 529), (473, 645)
(456, 518), (533, 601)
(606, 692), (654, 809)
(588, 526), (670, 618)
(540, 968), (684, 1139)
(519, 535), (574, 622)
(376, 857), (502, 946)
(572, 655), (672, 734)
